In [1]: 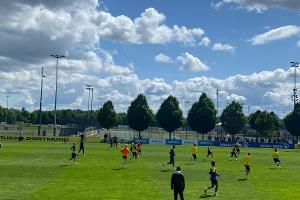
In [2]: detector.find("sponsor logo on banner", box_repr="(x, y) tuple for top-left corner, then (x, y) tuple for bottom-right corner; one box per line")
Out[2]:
(149, 139), (164, 144)
(165, 139), (182, 145)
(196, 140), (294, 149)
(133, 137), (149, 144)
(182, 140), (198, 146)
(243, 142), (249, 148)
(0, 135), (70, 142)
(198, 141), (214, 146)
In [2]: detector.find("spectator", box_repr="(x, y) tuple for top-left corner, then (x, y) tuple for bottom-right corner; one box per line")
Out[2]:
(171, 166), (185, 200)
(104, 133), (108, 143)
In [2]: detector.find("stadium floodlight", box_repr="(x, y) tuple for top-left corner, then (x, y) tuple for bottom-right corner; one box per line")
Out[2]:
(38, 67), (46, 136)
(85, 84), (93, 126)
(51, 54), (65, 136)
(183, 100), (190, 139)
(6, 95), (9, 124)
(290, 61), (299, 109)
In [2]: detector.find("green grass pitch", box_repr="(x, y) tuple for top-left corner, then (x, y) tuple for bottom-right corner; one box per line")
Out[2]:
(0, 141), (299, 199)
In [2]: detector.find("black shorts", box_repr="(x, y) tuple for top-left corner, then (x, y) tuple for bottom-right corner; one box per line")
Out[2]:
(245, 165), (250, 171)
(273, 158), (280, 163)
(192, 154), (197, 159)
(210, 179), (218, 186)
(169, 157), (175, 164)
(123, 156), (127, 159)
(208, 151), (212, 155)
(71, 153), (77, 159)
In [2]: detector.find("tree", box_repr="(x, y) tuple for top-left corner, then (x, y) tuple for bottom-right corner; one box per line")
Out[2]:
(249, 110), (261, 130)
(156, 95), (183, 139)
(97, 101), (117, 131)
(284, 104), (300, 141)
(187, 93), (216, 140)
(220, 101), (246, 139)
(127, 94), (153, 137)
(255, 111), (279, 136)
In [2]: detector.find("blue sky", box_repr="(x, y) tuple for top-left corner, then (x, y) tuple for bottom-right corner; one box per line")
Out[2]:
(0, 0), (300, 117)
(100, 0), (300, 81)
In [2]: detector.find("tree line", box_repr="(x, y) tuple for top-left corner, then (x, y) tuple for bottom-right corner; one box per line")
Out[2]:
(2, 93), (300, 141)
(97, 93), (300, 140)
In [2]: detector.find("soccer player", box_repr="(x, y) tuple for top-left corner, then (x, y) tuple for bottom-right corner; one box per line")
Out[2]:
(171, 166), (185, 200)
(229, 145), (239, 161)
(191, 144), (198, 162)
(67, 142), (77, 164)
(204, 160), (220, 196)
(130, 142), (137, 160)
(78, 133), (85, 155)
(242, 153), (251, 179)
(163, 145), (176, 169)
(204, 145), (213, 160)
(272, 148), (281, 169)
(136, 142), (142, 158)
(121, 144), (129, 168)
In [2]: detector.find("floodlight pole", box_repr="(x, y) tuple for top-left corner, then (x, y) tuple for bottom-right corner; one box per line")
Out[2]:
(38, 67), (46, 136)
(86, 84), (93, 126)
(51, 54), (65, 136)
(290, 61), (299, 109)
(184, 100), (190, 139)
(6, 95), (9, 124)
(216, 89), (219, 117)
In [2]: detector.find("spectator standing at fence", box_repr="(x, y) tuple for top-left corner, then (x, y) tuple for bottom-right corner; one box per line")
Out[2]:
(171, 166), (185, 200)
(104, 133), (108, 143)
(113, 136), (118, 148)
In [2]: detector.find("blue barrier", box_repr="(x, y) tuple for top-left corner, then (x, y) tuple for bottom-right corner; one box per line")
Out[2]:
(165, 139), (182, 145)
(198, 140), (294, 149)
(133, 137), (149, 144)
(132, 138), (294, 149)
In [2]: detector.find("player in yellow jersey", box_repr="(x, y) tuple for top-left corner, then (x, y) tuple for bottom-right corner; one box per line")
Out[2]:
(191, 144), (198, 162)
(272, 148), (281, 169)
(242, 153), (251, 179)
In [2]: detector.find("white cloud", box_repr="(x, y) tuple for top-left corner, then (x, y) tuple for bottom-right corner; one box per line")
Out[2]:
(176, 53), (210, 72)
(199, 37), (211, 46)
(212, 0), (300, 12)
(0, 65), (296, 119)
(250, 25), (300, 45)
(154, 53), (173, 63)
(96, 8), (204, 45)
(212, 43), (235, 52)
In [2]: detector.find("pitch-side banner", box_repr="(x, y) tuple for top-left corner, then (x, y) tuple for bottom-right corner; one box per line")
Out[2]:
(197, 140), (294, 149)
(0, 135), (71, 142)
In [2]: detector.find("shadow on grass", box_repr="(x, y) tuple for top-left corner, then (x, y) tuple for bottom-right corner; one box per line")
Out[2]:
(112, 168), (124, 170)
(238, 178), (247, 181)
(59, 164), (69, 167)
(200, 194), (214, 198)
(269, 167), (280, 170)
(161, 169), (171, 172)
(185, 162), (197, 165)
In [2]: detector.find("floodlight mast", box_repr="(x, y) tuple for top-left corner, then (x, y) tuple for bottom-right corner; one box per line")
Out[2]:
(50, 54), (65, 136)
